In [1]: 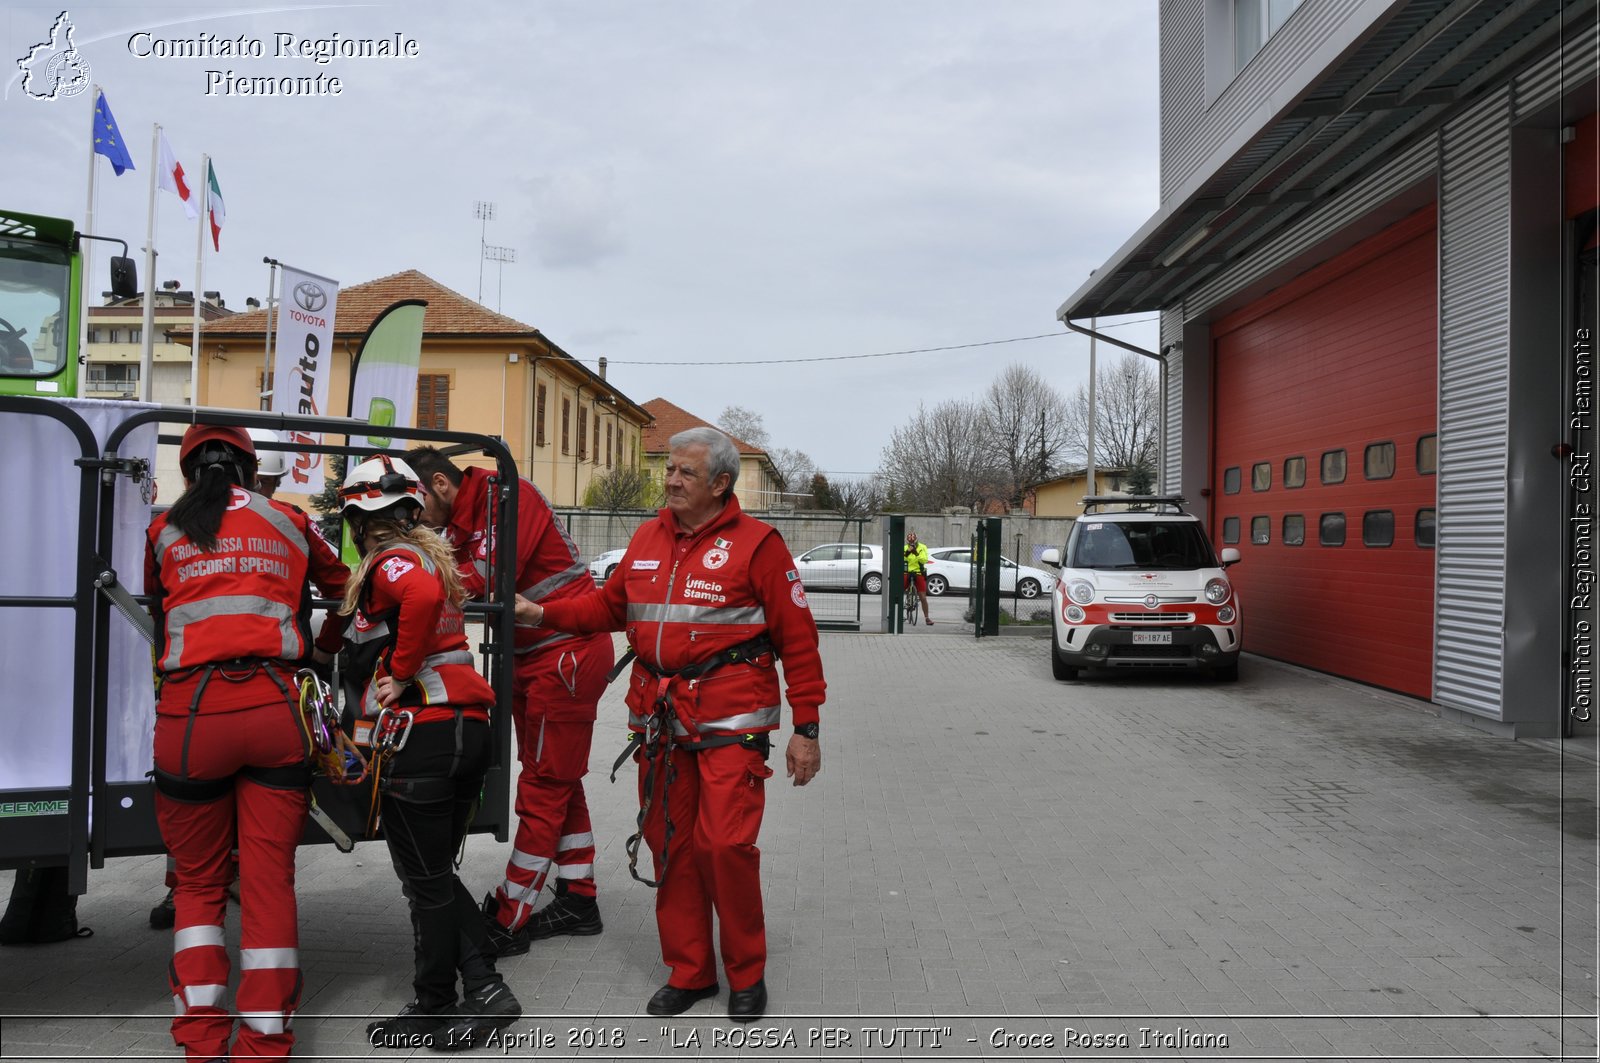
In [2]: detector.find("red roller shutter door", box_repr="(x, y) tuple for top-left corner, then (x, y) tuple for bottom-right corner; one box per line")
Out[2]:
(1212, 207), (1437, 697)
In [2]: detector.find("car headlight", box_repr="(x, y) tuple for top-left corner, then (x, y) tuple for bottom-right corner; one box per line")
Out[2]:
(1066, 579), (1095, 605)
(1064, 605), (1086, 623)
(1205, 578), (1231, 605)
(1216, 605), (1235, 623)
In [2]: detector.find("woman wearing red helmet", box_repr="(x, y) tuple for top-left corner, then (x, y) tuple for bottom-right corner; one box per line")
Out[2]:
(338, 455), (521, 1050)
(145, 423), (349, 1063)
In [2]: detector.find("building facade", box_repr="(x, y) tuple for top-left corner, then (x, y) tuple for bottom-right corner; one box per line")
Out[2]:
(640, 398), (784, 510)
(1059, 0), (1594, 736)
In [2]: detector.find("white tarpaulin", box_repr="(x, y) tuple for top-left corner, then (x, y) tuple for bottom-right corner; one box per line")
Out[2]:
(271, 264), (339, 495)
(0, 398), (158, 791)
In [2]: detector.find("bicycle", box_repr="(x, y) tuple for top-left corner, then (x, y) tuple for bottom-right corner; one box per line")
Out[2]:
(902, 575), (924, 627)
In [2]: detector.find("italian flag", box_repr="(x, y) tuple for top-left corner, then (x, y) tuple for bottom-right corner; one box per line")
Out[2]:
(206, 161), (226, 252)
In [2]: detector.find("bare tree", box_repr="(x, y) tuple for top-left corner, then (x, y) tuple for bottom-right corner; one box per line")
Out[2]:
(583, 465), (662, 510)
(980, 363), (1074, 506)
(878, 399), (996, 511)
(769, 446), (816, 495)
(824, 474), (884, 519)
(716, 405), (770, 449)
(1062, 353), (1161, 471)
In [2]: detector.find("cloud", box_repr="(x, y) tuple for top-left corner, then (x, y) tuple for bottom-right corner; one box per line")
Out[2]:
(519, 169), (628, 270)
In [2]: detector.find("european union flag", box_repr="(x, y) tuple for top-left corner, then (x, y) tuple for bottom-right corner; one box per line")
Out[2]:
(92, 90), (134, 176)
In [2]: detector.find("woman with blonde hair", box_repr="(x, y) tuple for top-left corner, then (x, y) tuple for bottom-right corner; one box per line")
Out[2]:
(338, 454), (520, 1050)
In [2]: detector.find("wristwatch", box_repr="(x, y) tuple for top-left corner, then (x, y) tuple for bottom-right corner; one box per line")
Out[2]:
(793, 722), (819, 740)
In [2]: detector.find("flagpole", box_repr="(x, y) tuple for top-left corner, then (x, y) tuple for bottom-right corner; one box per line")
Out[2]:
(189, 153), (208, 408)
(82, 86), (100, 378)
(262, 257), (279, 410)
(139, 123), (160, 403)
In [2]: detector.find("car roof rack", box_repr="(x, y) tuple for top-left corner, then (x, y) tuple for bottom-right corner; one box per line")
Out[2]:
(1081, 494), (1189, 515)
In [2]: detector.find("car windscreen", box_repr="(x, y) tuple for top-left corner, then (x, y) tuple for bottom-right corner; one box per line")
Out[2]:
(1068, 520), (1218, 570)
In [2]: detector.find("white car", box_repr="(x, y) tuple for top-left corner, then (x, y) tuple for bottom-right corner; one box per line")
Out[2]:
(792, 543), (885, 594)
(587, 547), (626, 582)
(1042, 496), (1242, 682)
(923, 547), (1056, 599)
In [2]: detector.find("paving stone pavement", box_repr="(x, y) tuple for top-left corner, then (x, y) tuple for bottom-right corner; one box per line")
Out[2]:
(1, 633), (1596, 1062)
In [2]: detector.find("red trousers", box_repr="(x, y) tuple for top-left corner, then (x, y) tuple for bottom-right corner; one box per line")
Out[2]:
(642, 741), (773, 992)
(154, 703), (306, 1063)
(489, 633), (613, 930)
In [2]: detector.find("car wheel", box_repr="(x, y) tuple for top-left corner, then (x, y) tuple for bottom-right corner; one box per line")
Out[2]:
(604, 563), (618, 580)
(1213, 662), (1239, 682)
(1051, 627), (1079, 681)
(926, 574), (948, 597)
(861, 572), (883, 595)
(1018, 578), (1042, 599)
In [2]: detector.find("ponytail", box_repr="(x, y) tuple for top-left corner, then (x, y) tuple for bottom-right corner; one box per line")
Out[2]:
(166, 464), (239, 552)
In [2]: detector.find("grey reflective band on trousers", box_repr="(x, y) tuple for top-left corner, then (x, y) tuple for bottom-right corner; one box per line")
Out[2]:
(362, 649), (476, 716)
(627, 704), (781, 736)
(513, 630), (576, 655)
(161, 596), (299, 671)
(625, 603), (767, 626)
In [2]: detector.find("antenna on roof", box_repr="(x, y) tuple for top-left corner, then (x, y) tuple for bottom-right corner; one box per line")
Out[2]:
(473, 201), (496, 304)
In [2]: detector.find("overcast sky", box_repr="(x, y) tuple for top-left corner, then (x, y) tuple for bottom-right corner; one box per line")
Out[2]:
(2, 1), (1161, 477)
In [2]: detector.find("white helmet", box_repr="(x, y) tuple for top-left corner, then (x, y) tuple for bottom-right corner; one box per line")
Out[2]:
(339, 454), (426, 518)
(247, 428), (288, 479)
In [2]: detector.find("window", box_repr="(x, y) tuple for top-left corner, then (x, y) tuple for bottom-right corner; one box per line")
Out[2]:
(592, 414), (600, 464)
(536, 384), (547, 447)
(1416, 508), (1436, 548)
(128, 328), (141, 345)
(1363, 510), (1394, 547)
(85, 364), (137, 394)
(1321, 449), (1346, 484)
(1364, 441), (1395, 480)
(1417, 434), (1437, 475)
(561, 398), (571, 455)
(108, 329), (122, 344)
(1250, 516), (1270, 544)
(1283, 514), (1305, 546)
(417, 374), (449, 430)
(805, 545), (840, 562)
(1252, 462), (1271, 491)
(1284, 456), (1305, 488)
(1223, 466), (1241, 494)
(1234, 0), (1302, 73)
(86, 328), (99, 343)
(606, 423), (614, 467)
(578, 407), (588, 460)
(1319, 512), (1346, 546)
(1222, 516), (1240, 544)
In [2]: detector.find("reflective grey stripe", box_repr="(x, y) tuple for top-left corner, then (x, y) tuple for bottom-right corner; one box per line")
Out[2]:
(556, 831), (594, 851)
(626, 704), (781, 737)
(362, 650), (475, 715)
(513, 630), (575, 655)
(501, 878), (540, 905)
(556, 863), (594, 879)
(240, 947), (298, 971)
(155, 523), (186, 567)
(520, 561), (589, 603)
(183, 984), (227, 1009)
(163, 596), (297, 671)
(510, 849), (552, 873)
(239, 1012), (289, 1035)
(625, 603), (766, 625)
(174, 925), (226, 953)
(344, 618), (391, 644)
(243, 494), (308, 557)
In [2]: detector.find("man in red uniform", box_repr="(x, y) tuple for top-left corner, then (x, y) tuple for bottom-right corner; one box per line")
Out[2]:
(146, 424), (347, 1062)
(515, 426), (824, 1023)
(405, 446), (615, 957)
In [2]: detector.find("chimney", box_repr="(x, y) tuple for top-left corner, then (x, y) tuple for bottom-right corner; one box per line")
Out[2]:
(598, 356), (607, 380)
(246, 297), (261, 309)
(162, 280), (181, 291)
(203, 290), (222, 307)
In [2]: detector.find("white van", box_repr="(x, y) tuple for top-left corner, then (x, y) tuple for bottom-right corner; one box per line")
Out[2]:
(1041, 496), (1242, 681)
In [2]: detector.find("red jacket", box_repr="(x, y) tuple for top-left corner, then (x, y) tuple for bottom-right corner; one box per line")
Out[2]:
(146, 488), (347, 713)
(441, 466), (596, 654)
(344, 543), (492, 726)
(541, 496), (824, 739)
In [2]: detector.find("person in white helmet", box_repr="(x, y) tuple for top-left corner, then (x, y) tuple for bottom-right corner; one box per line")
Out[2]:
(338, 455), (521, 1051)
(247, 428), (288, 498)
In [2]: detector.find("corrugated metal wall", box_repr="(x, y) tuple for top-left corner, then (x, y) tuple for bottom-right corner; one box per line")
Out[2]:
(1434, 85), (1515, 717)
(1161, 307), (1185, 493)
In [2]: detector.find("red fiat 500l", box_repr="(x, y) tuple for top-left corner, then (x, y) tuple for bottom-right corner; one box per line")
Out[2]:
(1042, 497), (1242, 682)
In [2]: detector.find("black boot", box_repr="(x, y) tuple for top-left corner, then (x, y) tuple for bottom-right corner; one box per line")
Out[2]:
(1, 868), (89, 945)
(526, 881), (601, 940)
(0, 869), (42, 945)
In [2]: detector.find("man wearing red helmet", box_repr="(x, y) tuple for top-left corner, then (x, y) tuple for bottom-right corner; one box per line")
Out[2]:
(404, 446), (615, 958)
(145, 423), (348, 1062)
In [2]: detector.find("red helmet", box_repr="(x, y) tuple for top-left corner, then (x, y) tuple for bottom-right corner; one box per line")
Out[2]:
(179, 423), (255, 475)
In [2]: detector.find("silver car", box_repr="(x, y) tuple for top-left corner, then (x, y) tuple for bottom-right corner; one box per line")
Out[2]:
(791, 543), (885, 594)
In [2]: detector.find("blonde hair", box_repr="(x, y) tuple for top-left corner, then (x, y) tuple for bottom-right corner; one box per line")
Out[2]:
(340, 520), (467, 616)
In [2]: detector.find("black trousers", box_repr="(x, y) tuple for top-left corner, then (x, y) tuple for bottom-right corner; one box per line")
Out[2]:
(380, 717), (495, 1010)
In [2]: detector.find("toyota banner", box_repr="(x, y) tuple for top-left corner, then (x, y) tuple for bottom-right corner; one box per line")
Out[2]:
(271, 264), (340, 494)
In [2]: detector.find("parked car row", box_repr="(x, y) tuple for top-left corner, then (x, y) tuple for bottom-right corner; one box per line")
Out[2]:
(785, 543), (1055, 598)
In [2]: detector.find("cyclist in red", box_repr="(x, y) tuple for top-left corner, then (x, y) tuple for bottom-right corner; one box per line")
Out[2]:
(903, 531), (933, 625)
